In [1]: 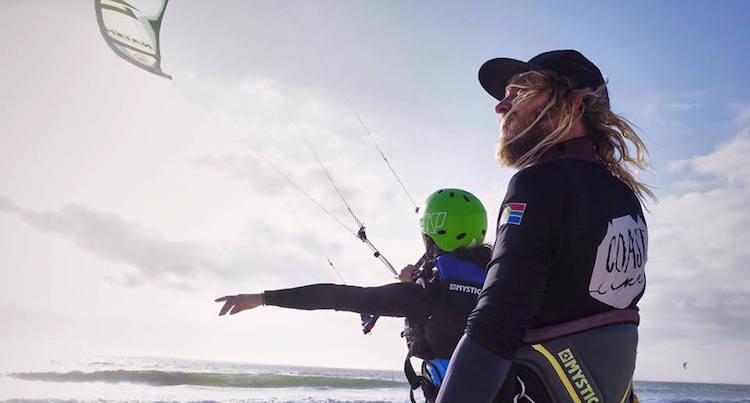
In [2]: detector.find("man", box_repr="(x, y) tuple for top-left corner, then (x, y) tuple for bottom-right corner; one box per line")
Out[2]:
(436, 50), (653, 402)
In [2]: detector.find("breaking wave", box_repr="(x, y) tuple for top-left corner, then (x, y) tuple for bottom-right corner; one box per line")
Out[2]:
(9, 370), (406, 389)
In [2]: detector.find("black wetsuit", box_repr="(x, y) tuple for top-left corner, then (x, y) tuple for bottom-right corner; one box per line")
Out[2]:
(264, 280), (439, 320)
(438, 136), (648, 403)
(466, 136), (647, 359)
(264, 252), (491, 403)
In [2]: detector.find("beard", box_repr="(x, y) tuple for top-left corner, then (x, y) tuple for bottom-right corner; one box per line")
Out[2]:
(496, 103), (551, 167)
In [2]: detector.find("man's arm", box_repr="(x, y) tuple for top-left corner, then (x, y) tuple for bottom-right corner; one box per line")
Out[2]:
(438, 168), (561, 401)
(436, 335), (511, 403)
(437, 252), (552, 402)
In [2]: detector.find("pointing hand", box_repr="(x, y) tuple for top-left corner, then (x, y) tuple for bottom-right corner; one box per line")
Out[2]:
(214, 293), (263, 316)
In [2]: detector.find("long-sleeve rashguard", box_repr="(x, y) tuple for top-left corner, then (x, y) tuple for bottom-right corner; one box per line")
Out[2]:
(439, 137), (648, 403)
(263, 277), (441, 321)
(466, 137), (647, 360)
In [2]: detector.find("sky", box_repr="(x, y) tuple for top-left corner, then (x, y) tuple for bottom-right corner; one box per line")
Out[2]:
(1, 0), (749, 386)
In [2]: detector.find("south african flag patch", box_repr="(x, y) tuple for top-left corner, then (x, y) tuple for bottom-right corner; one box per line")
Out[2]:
(500, 203), (526, 225)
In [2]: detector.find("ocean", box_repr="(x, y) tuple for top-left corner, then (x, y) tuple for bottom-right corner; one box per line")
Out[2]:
(0, 356), (747, 403)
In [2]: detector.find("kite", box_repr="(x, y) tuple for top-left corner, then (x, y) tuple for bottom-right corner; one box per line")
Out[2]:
(95, 0), (171, 79)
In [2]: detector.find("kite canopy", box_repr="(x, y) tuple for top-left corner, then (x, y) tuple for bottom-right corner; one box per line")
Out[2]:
(95, 0), (171, 79)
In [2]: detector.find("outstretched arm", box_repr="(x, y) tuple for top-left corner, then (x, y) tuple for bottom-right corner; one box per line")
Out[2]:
(216, 282), (432, 317)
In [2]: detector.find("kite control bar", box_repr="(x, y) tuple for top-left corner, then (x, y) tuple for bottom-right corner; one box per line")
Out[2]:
(357, 226), (398, 276)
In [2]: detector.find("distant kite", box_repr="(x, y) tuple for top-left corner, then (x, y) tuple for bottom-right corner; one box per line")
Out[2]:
(683, 362), (688, 370)
(95, 0), (172, 79)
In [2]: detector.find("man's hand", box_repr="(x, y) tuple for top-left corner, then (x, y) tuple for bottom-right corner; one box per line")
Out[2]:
(398, 264), (418, 282)
(215, 293), (263, 316)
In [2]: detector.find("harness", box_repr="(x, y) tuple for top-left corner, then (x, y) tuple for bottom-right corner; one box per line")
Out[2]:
(402, 253), (487, 402)
(498, 310), (641, 403)
(400, 253), (641, 402)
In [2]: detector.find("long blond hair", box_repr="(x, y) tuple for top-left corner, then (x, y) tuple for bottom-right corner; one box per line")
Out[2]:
(500, 71), (656, 203)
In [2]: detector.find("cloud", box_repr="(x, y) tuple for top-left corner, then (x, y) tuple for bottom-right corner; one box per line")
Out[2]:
(178, 72), (421, 248)
(642, 91), (703, 116)
(0, 194), (19, 212)
(664, 159), (691, 173)
(730, 103), (750, 127)
(667, 102), (702, 112)
(662, 127), (750, 188)
(659, 127), (750, 195)
(191, 152), (281, 194)
(638, 92), (704, 135)
(190, 150), (366, 220)
(0, 196), (328, 289)
(691, 127), (750, 186)
(1, 71), (423, 292)
(643, 115), (750, 341)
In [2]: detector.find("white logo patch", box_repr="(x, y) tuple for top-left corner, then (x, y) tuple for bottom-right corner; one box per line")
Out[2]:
(423, 212), (447, 234)
(449, 283), (482, 295)
(589, 215), (648, 308)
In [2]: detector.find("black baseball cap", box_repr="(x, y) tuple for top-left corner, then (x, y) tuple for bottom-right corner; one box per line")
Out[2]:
(478, 49), (608, 103)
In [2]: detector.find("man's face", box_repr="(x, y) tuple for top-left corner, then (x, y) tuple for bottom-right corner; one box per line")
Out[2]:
(495, 85), (552, 166)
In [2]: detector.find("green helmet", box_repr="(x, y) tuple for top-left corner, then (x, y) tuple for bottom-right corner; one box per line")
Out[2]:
(419, 188), (488, 253)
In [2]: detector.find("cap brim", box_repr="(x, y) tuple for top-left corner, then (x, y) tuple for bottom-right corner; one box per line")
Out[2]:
(478, 58), (530, 101)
